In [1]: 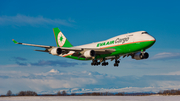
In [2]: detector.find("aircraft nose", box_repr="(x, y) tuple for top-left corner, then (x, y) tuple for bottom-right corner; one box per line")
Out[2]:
(152, 36), (156, 42)
(149, 35), (156, 45)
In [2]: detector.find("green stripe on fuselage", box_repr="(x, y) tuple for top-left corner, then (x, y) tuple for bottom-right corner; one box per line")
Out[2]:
(64, 40), (155, 60)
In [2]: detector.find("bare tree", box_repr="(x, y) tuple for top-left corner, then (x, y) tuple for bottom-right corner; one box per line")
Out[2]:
(57, 91), (61, 96)
(62, 90), (67, 96)
(6, 90), (12, 96)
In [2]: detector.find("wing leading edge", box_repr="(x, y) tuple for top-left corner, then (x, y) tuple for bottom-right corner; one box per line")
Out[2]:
(12, 39), (115, 56)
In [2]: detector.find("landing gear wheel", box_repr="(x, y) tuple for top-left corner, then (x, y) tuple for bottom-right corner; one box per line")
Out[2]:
(91, 63), (94, 66)
(106, 62), (108, 65)
(114, 63), (119, 67)
(115, 60), (120, 63)
(102, 62), (108, 66)
(102, 63), (105, 66)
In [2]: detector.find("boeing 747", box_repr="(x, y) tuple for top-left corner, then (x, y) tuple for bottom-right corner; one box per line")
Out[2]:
(13, 28), (156, 67)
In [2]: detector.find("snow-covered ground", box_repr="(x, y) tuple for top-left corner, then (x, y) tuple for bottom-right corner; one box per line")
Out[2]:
(0, 96), (180, 101)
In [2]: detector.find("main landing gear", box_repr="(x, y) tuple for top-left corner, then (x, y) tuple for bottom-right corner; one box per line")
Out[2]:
(101, 58), (108, 66)
(91, 59), (100, 66)
(114, 59), (120, 67)
(101, 61), (108, 66)
(91, 58), (108, 66)
(91, 58), (120, 67)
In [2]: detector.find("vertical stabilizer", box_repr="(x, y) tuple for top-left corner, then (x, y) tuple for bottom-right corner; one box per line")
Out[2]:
(53, 28), (73, 47)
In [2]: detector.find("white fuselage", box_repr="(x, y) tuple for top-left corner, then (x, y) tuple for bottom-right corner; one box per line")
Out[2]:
(61, 31), (155, 57)
(75, 31), (155, 49)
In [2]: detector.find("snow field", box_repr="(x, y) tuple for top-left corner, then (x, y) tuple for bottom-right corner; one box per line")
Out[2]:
(0, 96), (180, 101)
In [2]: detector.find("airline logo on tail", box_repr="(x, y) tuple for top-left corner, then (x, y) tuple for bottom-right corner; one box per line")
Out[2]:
(58, 32), (66, 47)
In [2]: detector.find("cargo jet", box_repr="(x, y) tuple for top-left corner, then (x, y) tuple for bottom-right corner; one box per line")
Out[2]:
(12, 28), (156, 67)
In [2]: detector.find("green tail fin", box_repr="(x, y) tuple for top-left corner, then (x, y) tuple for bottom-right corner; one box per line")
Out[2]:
(53, 28), (73, 47)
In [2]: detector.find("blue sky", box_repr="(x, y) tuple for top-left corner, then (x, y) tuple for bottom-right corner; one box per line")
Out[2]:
(0, 0), (180, 94)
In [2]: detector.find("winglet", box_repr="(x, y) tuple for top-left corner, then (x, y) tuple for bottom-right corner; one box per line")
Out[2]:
(12, 39), (18, 44)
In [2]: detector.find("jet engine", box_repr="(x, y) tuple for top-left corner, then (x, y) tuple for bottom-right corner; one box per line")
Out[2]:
(132, 52), (149, 60)
(83, 50), (96, 58)
(50, 47), (62, 55)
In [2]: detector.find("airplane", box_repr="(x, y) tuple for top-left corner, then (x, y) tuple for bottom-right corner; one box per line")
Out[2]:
(12, 28), (156, 67)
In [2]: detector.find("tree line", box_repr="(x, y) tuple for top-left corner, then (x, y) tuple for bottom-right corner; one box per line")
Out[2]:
(158, 89), (180, 95)
(1, 89), (180, 97)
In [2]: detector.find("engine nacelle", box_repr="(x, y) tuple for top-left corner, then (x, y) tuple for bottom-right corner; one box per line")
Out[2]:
(143, 52), (149, 59)
(132, 52), (149, 60)
(50, 47), (62, 55)
(83, 50), (96, 58)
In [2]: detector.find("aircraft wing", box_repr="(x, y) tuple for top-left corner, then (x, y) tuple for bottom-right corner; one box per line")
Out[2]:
(12, 39), (115, 55)
(12, 39), (52, 48)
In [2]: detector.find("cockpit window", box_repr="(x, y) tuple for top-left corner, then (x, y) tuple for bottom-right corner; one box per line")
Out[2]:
(142, 32), (149, 34)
